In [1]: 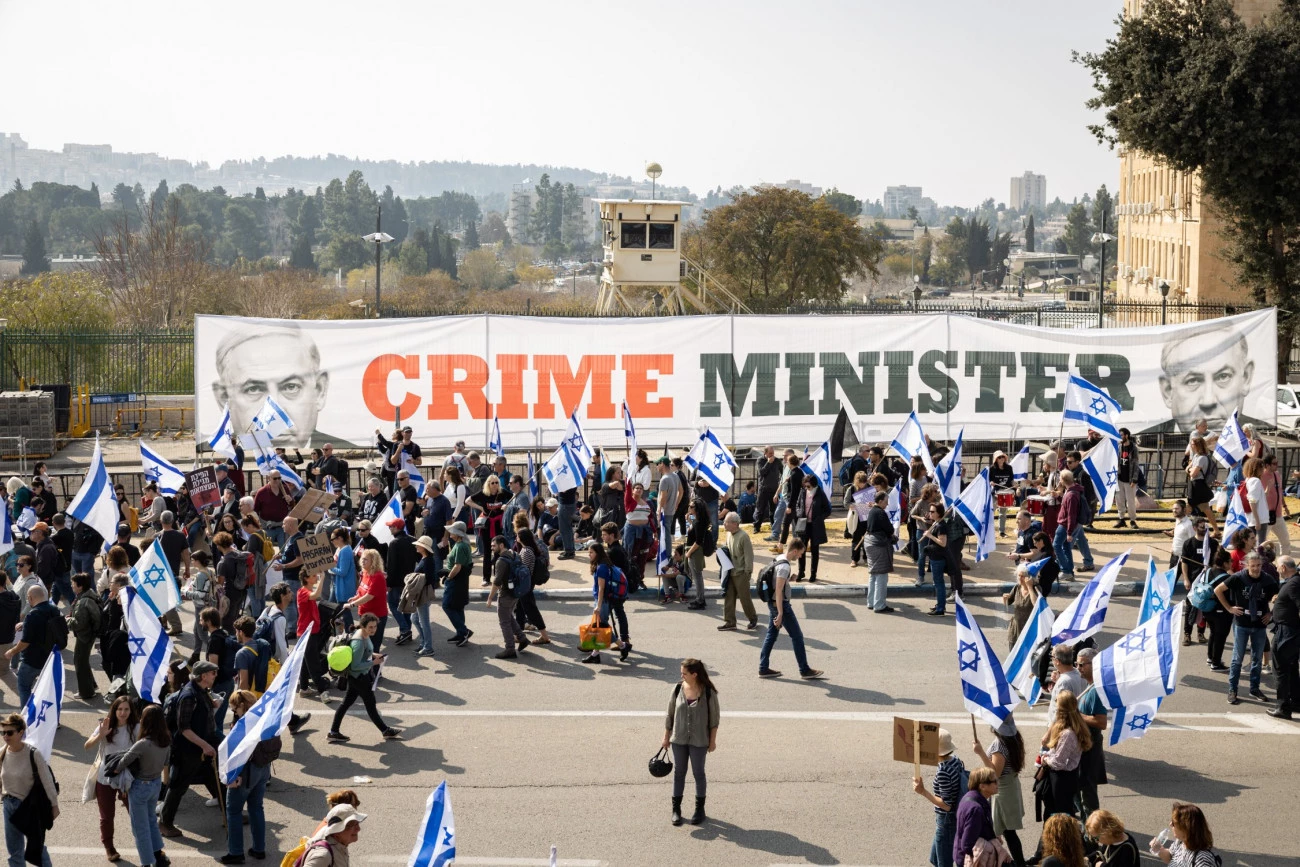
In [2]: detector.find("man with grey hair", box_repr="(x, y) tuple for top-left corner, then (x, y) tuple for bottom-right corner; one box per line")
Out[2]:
(158, 509), (191, 636)
(1143, 326), (1261, 435)
(4, 582), (59, 707)
(1046, 643), (1087, 722)
(1073, 646), (1109, 820)
(1271, 555), (1299, 719)
(1216, 549), (1279, 705)
(720, 512), (757, 631)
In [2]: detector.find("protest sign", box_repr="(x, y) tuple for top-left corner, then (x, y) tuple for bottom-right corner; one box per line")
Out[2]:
(185, 467), (220, 511)
(892, 717), (941, 770)
(288, 488), (336, 525)
(298, 531), (334, 577)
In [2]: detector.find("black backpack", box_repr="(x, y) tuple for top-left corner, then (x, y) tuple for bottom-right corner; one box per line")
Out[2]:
(530, 544), (551, 585)
(755, 562), (779, 603)
(163, 689), (183, 735)
(43, 609), (69, 652)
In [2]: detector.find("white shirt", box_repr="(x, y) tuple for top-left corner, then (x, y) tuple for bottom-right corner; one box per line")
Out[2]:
(1171, 516), (1195, 555)
(1245, 476), (1271, 526)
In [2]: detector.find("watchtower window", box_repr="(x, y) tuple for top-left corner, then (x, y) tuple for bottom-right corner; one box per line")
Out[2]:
(620, 222), (647, 249)
(648, 223), (675, 250)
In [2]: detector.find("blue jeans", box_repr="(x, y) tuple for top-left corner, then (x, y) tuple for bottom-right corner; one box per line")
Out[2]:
(1071, 526), (1094, 570)
(265, 525), (286, 548)
(3, 794), (51, 867)
(930, 557), (947, 613)
(622, 522), (651, 556)
(127, 777), (163, 866)
(71, 551), (96, 577)
(868, 573), (889, 610)
(767, 498), (787, 541)
(558, 502), (576, 554)
(387, 584), (412, 635)
(1229, 623), (1268, 692)
(282, 577), (301, 635)
(49, 572), (75, 609)
(15, 661), (39, 709)
(413, 603), (435, 652)
(917, 551), (930, 585)
(225, 763), (271, 857)
(704, 500), (719, 534)
(442, 595), (467, 640)
(930, 810), (957, 867)
(1053, 524), (1073, 576)
(759, 600), (812, 675)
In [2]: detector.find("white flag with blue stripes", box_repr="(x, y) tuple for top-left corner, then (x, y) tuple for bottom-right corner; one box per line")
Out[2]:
(219, 623), (312, 785)
(1096, 601), (1182, 711)
(488, 416), (503, 457)
(563, 410), (594, 465)
(370, 492), (405, 544)
(322, 476), (337, 495)
(527, 451), (538, 499)
(1061, 374), (1123, 441)
(253, 448), (304, 491)
(954, 594), (1018, 727)
(122, 586), (173, 704)
(22, 649), (63, 762)
(1080, 436), (1119, 514)
(1002, 594), (1053, 708)
(935, 428), (964, 505)
(253, 396), (295, 439)
(140, 442), (185, 496)
(1223, 485), (1249, 540)
(129, 536), (181, 616)
(801, 441), (833, 501)
(67, 435), (120, 551)
(622, 400), (638, 456)
(657, 511), (672, 576)
(887, 478), (906, 551)
(406, 464), (427, 498)
(683, 429), (737, 495)
(407, 780), (455, 867)
(1026, 555), (1050, 581)
(953, 467), (996, 563)
(1010, 444), (1031, 481)
(1213, 411), (1249, 470)
(889, 411), (936, 477)
(543, 442), (584, 494)
(0, 513), (12, 556)
(1138, 556), (1178, 625)
(1110, 558), (1179, 746)
(209, 406), (238, 459)
(1052, 549), (1129, 647)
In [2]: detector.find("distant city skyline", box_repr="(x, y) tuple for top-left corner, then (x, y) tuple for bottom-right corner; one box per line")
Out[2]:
(0, 0), (1122, 207)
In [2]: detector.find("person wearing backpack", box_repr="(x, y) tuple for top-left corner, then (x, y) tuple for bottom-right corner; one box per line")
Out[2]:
(0, 711), (60, 867)
(5, 582), (66, 709)
(912, 728), (966, 867)
(0, 571), (19, 680)
(214, 533), (249, 633)
(512, 525), (553, 646)
(220, 690), (279, 864)
(684, 500), (715, 610)
(158, 662), (223, 839)
(660, 658), (719, 827)
(299, 803), (368, 867)
(196, 607), (236, 729)
(326, 614), (401, 744)
(67, 571), (102, 700)
(587, 543), (631, 664)
(486, 535), (531, 661)
(249, 596), (312, 734)
(404, 535), (440, 658)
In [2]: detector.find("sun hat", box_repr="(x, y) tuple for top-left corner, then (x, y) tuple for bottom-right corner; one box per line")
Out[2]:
(414, 535), (436, 553)
(936, 728), (955, 757)
(445, 521), (470, 540)
(316, 804), (368, 840)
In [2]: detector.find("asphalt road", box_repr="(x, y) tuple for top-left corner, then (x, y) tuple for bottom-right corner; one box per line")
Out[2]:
(20, 588), (1300, 867)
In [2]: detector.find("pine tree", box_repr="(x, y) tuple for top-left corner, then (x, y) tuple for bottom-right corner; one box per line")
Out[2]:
(1025, 214), (1036, 253)
(20, 221), (50, 275)
(150, 179), (169, 214)
(464, 220), (480, 251)
(427, 226), (444, 272)
(289, 233), (315, 270)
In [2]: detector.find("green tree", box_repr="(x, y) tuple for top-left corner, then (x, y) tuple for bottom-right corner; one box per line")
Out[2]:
(693, 187), (882, 307)
(323, 235), (371, 273)
(1025, 213), (1035, 252)
(821, 188), (862, 217)
(297, 196), (320, 244)
(1060, 203), (1092, 257)
(150, 180), (169, 214)
(110, 183), (137, 213)
(464, 220), (480, 251)
(479, 212), (509, 245)
(398, 237), (428, 276)
(289, 233), (315, 270)
(223, 203), (265, 262)
(20, 220), (50, 275)
(918, 227), (932, 283)
(460, 248), (503, 290)
(1077, 0), (1300, 367)
(964, 217), (991, 280)
(1093, 184), (1116, 260)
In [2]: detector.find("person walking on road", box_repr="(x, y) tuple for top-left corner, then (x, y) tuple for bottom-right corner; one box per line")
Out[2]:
(719, 513), (757, 631)
(83, 696), (138, 863)
(326, 614), (401, 744)
(972, 716), (1027, 867)
(115, 705), (171, 867)
(662, 658), (719, 827)
(758, 538), (825, 680)
(486, 535), (530, 660)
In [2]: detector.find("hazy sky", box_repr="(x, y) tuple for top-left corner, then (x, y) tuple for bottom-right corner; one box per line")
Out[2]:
(0, 0), (1122, 205)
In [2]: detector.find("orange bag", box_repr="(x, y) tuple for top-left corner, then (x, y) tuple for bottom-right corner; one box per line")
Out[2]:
(578, 613), (612, 651)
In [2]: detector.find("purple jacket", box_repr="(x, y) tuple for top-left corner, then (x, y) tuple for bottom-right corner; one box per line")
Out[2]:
(953, 789), (994, 865)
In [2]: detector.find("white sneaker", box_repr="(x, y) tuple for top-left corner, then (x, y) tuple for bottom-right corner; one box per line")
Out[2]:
(205, 797), (219, 807)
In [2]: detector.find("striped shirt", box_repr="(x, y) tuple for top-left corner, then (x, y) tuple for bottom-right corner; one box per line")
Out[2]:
(933, 756), (965, 813)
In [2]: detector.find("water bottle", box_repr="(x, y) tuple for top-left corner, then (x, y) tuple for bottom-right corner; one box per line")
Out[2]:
(1149, 827), (1171, 854)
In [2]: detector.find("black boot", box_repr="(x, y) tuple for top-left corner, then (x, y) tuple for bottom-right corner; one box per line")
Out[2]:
(689, 796), (706, 824)
(671, 796), (683, 826)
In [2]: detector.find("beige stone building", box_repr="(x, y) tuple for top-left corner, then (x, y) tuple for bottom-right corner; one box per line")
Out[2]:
(1115, 0), (1278, 306)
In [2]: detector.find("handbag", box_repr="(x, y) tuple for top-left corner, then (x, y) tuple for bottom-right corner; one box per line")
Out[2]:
(578, 613), (612, 651)
(794, 517), (808, 537)
(648, 747), (673, 778)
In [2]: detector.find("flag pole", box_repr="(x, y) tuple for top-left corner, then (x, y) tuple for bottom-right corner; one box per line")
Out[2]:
(912, 719), (921, 781)
(970, 714), (978, 743)
(209, 755), (227, 829)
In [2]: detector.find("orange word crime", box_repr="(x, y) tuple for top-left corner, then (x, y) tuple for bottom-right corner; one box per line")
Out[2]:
(362, 354), (674, 421)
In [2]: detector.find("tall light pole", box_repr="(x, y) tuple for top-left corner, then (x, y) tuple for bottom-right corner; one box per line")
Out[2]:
(1159, 279), (1170, 325)
(362, 206), (394, 317)
(1091, 213), (1114, 329)
(646, 162), (662, 200)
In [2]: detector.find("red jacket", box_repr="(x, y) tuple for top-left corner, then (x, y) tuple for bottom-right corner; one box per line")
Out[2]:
(1060, 484), (1085, 534)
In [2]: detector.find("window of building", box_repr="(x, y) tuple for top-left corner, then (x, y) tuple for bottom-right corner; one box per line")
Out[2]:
(648, 223), (675, 250)
(620, 222), (647, 249)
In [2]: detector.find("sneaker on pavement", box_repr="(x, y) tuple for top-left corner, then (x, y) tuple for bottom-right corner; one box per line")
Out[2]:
(800, 669), (827, 680)
(1250, 688), (1269, 701)
(495, 650), (518, 659)
(287, 713), (310, 735)
(381, 728), (403, 740)
(1228, 691), (1240, 705)
(326, 731), (350, 743)
(395, 633), (413, 646)
(717, 623), (738, 631)
(517, 636), (531, 652)
(758, 669), (782, 678)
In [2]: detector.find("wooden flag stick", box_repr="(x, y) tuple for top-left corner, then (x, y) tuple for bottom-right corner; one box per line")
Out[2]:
(913, 719), (921, 780)
(970, 713), (979, 743)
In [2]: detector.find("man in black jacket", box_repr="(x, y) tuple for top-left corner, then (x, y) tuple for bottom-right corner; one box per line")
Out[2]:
(159, 662), (223, 838)
(779, 455), (805, 548)
(384, 518), (418, 646)
(753, 446), (783, 535)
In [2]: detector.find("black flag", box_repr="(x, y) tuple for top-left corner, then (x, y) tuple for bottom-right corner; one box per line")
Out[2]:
(829, 408), (858, 460)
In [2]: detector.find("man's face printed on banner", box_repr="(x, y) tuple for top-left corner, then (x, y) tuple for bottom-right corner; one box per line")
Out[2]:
(212, 327), (329, 448)
(1157, 329), (1253, 434)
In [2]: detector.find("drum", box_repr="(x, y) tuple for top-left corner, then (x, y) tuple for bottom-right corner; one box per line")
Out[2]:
(1025, 495), (1047, 516)
(996, 492), (1016, 509)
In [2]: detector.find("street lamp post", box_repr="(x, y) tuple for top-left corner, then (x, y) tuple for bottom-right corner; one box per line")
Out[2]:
(912, 274), (922, 311)
(1090, 213), (1114, 329)
(1159, 279), (1170, 325)
(362, 207), (395, 317)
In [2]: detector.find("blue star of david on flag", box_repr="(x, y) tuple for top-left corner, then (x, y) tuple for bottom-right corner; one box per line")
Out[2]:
(1090, 397), (1108, 414)
(128, 635), (147, 662)
(141, 563), (169, 589)
(1118, 627), (1149, 655)
(954, 595), (1017, 726)
(958, 640), (981, 672)
(33, 700), (52, 726)
(1126, 713), (1152, 732)
(408, 780), (455, 867)
(712, 452), (728, 470)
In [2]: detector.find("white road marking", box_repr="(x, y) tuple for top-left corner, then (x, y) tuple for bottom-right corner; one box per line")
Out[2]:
(49, 850), (603, 865)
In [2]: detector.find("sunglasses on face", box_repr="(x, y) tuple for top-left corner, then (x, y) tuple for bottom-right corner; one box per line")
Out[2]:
(0, 730), (18, 737)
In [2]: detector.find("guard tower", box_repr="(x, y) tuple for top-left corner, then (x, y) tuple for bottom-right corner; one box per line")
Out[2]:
(593, 198), (751, 315)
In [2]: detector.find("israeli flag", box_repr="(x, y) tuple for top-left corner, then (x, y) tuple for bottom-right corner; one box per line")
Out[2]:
(488, 415), (503, 457)
(22, 649), (63, 762)
(370, 492), (405, 544)
(935, 428), (965, 505)
(954, 594), (1018, 727)
(209, 406), (238, 459)
(716, 547), (733, 583)
(563, 410), (594, 465)
(1061, 374), (1123, 441)
(1026, 555), (1050, 580)
(219, 623), (313, 785)
(801, 441), (833, 500)
(1003, 595), (1053, 707)
(1138, 556), (1179, 625)
(683, 429), (738, 495)
(140, 442), (185, 496)
(253, 449), (304, 491)
(121, 586), (173, 704)
(322, 476), (337, 495)
(1052, 548), (1129, 647)
(67, 435), (120, 550)
(1223, 485), (1249, 540)
(16, 508), (37, 534)
(889, 411), (936, 477)
(0, 514), (12, 556)
(406, 465), (427, 498)
(657, 511), (672, 575)
(527, 451), (538, 499)
(543, 442), (584, 495)
(253, 396), (295, 439)
(1080, 436), (1119, 514)
(887, 478), (905, 551)
(1096, 601), (1182, 711)
(622, 400), (638, 456)
(128, 536), (181, 616)
(1010, 444), (1031, 481)
(1213, 411), (1249, 470)
(953, 467), (996, 563)
(408, 780), (455, 867)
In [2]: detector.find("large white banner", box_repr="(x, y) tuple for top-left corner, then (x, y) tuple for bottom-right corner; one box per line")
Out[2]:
(194, 309), (1277, 450)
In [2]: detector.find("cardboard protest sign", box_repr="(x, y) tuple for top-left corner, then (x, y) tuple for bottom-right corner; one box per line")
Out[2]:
(893, 717), (941, 768)
(186, 467), (220, 511)
(288, 488), (336, 525)
(298, 531), (334, 577)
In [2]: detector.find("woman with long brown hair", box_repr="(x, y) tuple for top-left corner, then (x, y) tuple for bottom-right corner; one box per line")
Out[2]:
(660, 658), (719, 827)
(1185, 436), (1216, 532)
(83, 696), (140, 862)
(1039, 690), (1091, 819)
(117, 705), (173, 867)
(1039, 813), (1086, 867)
(973, 716), (1026, 867)
(1154, 802), (1219, 866)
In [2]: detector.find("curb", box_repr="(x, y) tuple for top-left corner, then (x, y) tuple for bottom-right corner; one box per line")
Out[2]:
(470, 580), (1145, 602)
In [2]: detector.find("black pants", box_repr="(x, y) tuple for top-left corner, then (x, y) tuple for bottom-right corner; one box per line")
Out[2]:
(298, 628), (331, 692)
(1206, 610), (1232, 666)
(514, 592), (546, 631)
(797, 539), (820, 580)
(849, 521), (869, 564)
(780, 509), (795, 545)
(331, 673), (388, 734)
(160, 747), (221, 826)
(1184, 601), (1205, 638)
(673, 510), (689, 537)
(753, 489), (777, 533)
(372, 615), (388, 653)
(671, 743), (707, 799)
(223, 587), (247, 632)
(74, 631), (97, 699)
(1274, 626), (1299, 710)
(601, 598), (629, 643)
